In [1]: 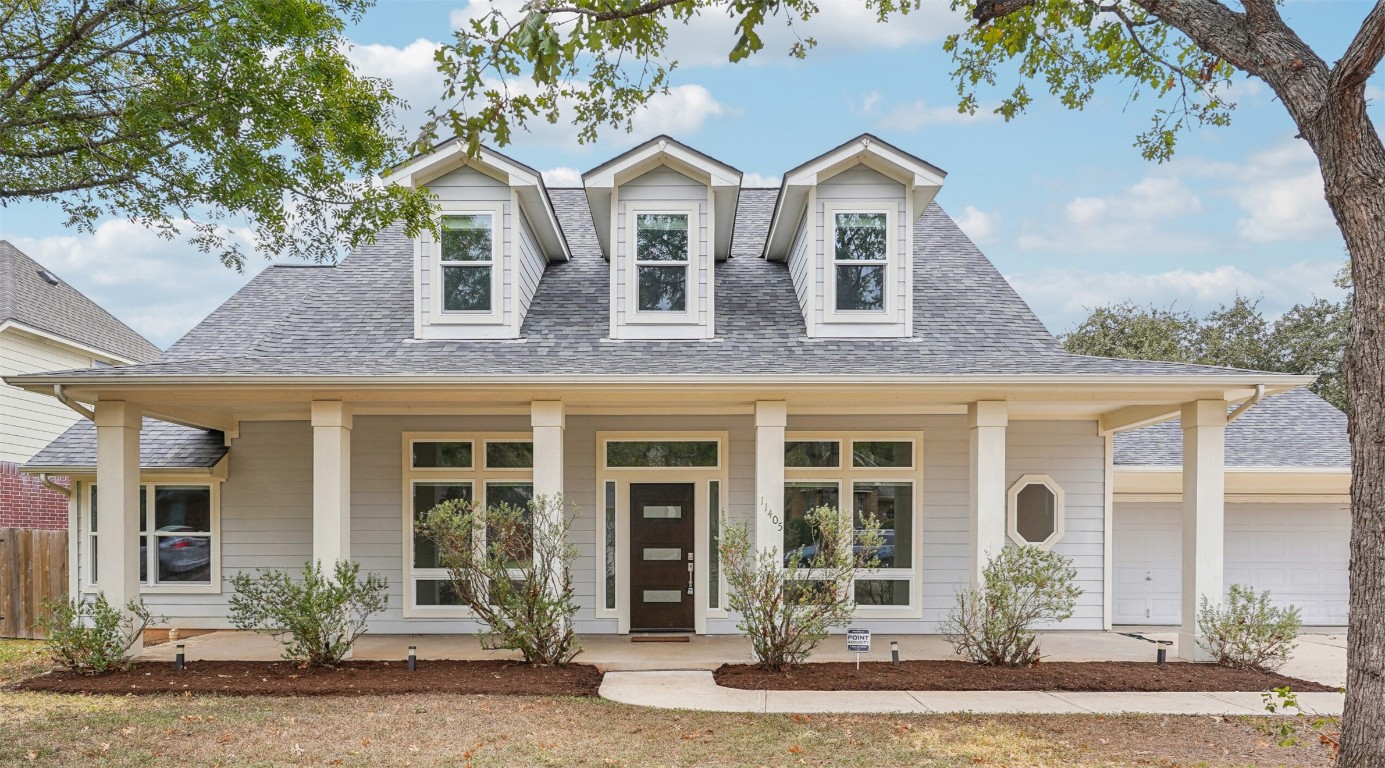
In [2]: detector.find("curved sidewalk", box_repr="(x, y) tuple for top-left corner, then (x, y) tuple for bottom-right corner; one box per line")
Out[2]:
(599, 671), (1346, 716)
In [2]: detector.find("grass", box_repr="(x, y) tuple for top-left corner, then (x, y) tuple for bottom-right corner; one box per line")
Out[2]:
(0, 690), (1335, 767)
(0, 642), (1335, 767)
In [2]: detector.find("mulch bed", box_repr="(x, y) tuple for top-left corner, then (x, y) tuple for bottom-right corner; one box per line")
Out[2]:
(12, 659), (602, 697)
(713, 660), (1337, 692)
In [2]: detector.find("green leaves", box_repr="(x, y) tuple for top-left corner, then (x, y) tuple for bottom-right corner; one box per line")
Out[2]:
(0, 0), (432, 269)
(228, 560), (389, 667)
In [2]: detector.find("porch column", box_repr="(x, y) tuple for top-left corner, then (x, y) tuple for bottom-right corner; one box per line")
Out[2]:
(968, 401), (1008, 586)
(531, 401), (565, 502)
(754, 401), (787, 554)
(94, 400), (143, 656)
(1179, 400), (1226, 661)
(311, 401), (352, 567)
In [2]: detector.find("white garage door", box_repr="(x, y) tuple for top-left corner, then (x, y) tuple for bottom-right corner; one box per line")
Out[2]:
(1113, 501), (1350, 626)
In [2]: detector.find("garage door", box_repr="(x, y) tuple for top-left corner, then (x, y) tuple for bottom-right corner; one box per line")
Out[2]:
(1113, 501), (1349, 626)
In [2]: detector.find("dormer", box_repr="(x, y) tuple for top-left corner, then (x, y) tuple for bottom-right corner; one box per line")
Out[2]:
(764, 135), (946, 339)
(582, 137), (741, 340)
(386, 142), (570, 340)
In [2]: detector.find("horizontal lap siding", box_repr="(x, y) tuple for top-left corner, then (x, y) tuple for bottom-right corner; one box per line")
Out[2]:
(515, 208), (547, 325)
(1008, 420), (1106, 629)
(0, 330), (92, 463)
(787, 213), (811, 324)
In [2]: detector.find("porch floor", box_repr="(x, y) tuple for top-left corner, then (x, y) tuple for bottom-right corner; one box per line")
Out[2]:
(137, 630), (1185, 672)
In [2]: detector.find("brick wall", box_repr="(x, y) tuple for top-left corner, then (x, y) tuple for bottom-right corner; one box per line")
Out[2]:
(0, 461), (69, 529)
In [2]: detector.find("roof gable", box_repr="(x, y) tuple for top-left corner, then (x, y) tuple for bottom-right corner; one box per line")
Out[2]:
(0, 241), (159, 363)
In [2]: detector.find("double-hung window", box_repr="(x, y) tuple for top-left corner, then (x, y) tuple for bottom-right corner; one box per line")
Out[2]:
(782, 435), (920, 617)
(438, 212), (498, 315)
(404, 434), (534, 615)
(830, 210), (890, 313)
(84, 483), (218, 591)
(633, 212), (691, 315)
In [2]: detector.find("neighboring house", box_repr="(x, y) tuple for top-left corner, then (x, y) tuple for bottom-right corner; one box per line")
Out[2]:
(1113, 389), (1350, 626)
(0, 242), (159, 529)
(5, 135), (1337, 660)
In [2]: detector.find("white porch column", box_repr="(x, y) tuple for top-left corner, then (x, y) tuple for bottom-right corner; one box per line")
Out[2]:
(754, 401), (787, 554)
(311, 401), (352, 567)
(95, 400), (143, 656)
(1179, 399), (1227, 661)
(968, 401), (1008, 586)
(531, 401), (566, 502)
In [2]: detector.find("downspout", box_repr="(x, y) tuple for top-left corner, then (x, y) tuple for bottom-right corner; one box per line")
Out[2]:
(39, 474), (71, 498)
(53, 384), (95, 421)
(1226, 384), (1266, 423)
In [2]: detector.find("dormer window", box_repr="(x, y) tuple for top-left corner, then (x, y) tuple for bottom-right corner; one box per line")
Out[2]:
(831, 209), (891, 314)
(764, 135), (946, 339)
(634, 212), (692, 314)
(384, 143), (570, 341)
(440, 213), (498, 313)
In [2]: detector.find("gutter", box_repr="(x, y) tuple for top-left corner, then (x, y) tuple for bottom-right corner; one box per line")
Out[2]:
(38, 474), (71, 498)
(1226, 383), (1266, 423)
(53, 384), (95, 420)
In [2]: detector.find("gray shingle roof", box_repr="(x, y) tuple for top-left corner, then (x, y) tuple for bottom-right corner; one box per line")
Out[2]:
(23, 418), (226, 472)
(0, 241), (160, 363)
(1114, 389), (1350, 468)
(6, 190), (1295, 381)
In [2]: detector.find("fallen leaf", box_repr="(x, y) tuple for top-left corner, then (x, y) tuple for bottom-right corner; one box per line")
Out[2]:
(788, 745), (803, 755)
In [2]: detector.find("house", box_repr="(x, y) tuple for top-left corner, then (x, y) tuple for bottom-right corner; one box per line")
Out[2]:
(5, 135), (1336, 660)
(1113, 389), (1350, 626)
(0, 243), (159, 529)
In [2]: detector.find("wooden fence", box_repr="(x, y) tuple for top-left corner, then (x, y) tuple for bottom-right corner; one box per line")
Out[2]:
(0, 528), (68, 639)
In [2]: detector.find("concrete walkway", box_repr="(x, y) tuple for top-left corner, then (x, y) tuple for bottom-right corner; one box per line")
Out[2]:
(599, 670), (1347, 716)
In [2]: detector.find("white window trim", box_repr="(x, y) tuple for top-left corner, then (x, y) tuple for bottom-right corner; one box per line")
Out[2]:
(80, 479), (223, 596)
(823, 202), (894, 324)
(625, 206), (699, 325)
(1006, 473), (1067, 550)
(783, 432), (922, 619)
(595, 431), (730, 634)
(401, 432), (534, 619)
(430, 203), (506, 325)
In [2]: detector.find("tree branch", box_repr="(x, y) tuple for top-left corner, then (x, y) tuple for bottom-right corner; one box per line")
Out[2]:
(535, 0), (686, 23)
(1333, 0), (1385, 91)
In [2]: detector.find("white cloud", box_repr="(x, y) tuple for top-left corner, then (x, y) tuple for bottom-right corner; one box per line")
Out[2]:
(875, 99), (990, 131)
(630, 84), (726, 136)
(344, 38), (447, 137)
(451, 0), (965, 69)
(955, 205), (999, 243)
(741, 172), (781, 188)
(1006, 260), (1346, 333)
(10, 221), (267, 348)
(542, 167), (582, 187)
(1016, 175), (1208, 254)
(1227, 141), (1335, 243)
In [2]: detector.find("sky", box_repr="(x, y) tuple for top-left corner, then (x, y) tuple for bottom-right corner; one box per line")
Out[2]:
(0, 0), (1375, 349)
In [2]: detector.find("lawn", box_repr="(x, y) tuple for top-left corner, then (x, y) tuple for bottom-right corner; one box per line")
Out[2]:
(0, 642), (1334, 767)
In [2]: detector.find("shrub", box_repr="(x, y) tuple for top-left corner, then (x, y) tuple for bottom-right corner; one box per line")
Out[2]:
(720, 505), (882, 671)
(36, 594), (156, 675)
(419, 494), (580, 666)
(1198, 584), (1301, 671)
(228, 560), (388, 667)
(941, 545), (1082, 667)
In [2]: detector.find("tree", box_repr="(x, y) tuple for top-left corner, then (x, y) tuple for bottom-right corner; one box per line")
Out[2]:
(0, 0), (434, 269)
(1062, 293), (1349, 410)
(433, 3), (1384, 763)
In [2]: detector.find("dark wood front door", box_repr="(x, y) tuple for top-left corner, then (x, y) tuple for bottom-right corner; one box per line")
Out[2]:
(629, 483), (696, 632)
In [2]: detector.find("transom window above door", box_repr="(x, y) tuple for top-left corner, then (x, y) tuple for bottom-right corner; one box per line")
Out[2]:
(634, 213), (691, 313)
(439, 213), (498, 313)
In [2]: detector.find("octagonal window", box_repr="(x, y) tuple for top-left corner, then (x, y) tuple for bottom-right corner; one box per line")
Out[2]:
(1006, 475), (1065, 549)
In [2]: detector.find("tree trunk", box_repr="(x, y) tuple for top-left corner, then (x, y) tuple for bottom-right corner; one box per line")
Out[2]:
(1302, 94), (1385, 768)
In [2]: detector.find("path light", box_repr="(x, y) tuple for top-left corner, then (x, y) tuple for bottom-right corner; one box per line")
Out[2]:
(175, 643), (185, 672)
(891, 641), (900, 666)
(1157, 648), (1167, 667)
(408, 645), (417, 672)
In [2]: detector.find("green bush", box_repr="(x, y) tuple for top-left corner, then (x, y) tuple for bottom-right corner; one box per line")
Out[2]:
(36, 594), (155, 675)
(228, 560), (388, 667)
(720, 505), (882, 671)
(419, 494), (580, 666)
(941, 545), (1082, 667)
(1198, 584), (1302, 671)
